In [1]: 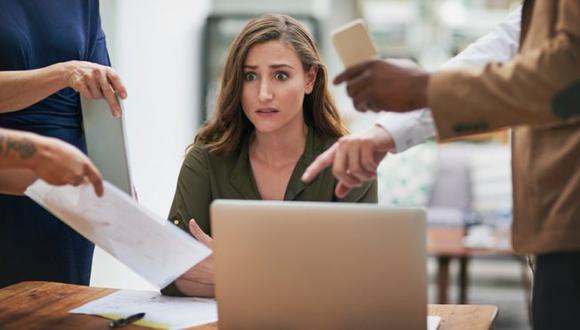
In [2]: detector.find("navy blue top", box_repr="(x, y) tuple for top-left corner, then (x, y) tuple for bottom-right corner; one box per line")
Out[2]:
(0, 0), (110, 288)
(0, 0), (110, 129)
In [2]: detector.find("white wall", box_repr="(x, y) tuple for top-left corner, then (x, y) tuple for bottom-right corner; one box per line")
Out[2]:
(92, 0), (211, 290)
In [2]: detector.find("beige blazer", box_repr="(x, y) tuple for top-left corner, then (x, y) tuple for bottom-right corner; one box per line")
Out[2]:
(428, 0), (580, 254)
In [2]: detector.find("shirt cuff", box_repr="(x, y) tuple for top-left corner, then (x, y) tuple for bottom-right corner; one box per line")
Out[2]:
(375, 109), (437, 153)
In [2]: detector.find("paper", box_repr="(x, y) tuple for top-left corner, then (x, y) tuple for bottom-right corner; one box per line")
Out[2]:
(428, 315), (442, 330)
(70, 289), (440, 330)
(25, 179), (211, 289)
(70, 290), (217, 330)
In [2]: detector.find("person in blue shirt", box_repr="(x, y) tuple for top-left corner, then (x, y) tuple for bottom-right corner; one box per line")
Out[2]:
(0, 0), (127, 287)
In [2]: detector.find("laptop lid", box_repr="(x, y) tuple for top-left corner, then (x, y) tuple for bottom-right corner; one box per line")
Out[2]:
(211, 200), (427, 330)
(80, 97), (134, 197)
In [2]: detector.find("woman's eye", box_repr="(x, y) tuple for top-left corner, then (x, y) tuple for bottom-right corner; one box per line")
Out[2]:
(244, 72), (257, 81)
(274, 72), (288, 81)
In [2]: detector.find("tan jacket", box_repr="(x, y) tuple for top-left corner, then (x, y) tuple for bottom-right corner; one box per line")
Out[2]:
(428, 0), (580, 254)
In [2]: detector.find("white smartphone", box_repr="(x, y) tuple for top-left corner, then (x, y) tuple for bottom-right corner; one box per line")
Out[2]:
(331, 19), (379, 68)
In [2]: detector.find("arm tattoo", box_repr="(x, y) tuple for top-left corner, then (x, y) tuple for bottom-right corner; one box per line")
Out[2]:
(0, 132), (37, 160)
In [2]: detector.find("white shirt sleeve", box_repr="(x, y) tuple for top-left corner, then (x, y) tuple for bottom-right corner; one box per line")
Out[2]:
(376, 5), (522, 153)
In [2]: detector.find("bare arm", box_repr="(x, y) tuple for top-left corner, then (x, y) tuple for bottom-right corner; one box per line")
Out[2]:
(0, 61), (127, 116)
(0, 169), (36, 195)
(0, 64), (67, 113)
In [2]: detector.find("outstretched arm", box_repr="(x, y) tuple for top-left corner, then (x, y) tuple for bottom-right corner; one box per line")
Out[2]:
(0, 128), (103, 196)
(0, 61), (127, 116)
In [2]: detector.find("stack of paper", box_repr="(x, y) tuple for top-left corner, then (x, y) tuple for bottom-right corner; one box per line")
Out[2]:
(70, 290), (217, 329)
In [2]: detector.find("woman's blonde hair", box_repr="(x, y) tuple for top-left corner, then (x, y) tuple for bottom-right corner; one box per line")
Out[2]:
(195, 14), (347, 155)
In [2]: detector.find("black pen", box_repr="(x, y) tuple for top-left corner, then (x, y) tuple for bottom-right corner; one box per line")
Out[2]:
(109, 312), (146, 328)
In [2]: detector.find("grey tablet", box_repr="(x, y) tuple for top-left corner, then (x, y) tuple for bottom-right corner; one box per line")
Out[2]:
(81, 97), (134, 197)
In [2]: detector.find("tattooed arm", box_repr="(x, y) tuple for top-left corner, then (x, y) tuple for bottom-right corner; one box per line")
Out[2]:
(0, 129), (104, 196)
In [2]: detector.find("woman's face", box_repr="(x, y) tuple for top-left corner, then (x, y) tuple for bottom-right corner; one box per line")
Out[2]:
(241, 40), (316, 135)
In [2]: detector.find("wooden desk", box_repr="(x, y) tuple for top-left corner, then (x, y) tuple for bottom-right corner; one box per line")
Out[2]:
(0, 281), (498, 330)
(428, 227), (517, 304)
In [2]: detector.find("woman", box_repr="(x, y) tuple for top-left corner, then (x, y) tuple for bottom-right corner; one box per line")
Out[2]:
(0, 0), (127, 287)
(163, 14), (377, 297)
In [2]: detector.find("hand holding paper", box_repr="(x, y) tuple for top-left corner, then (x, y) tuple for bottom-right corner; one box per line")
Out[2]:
(25, 180), (211, 289)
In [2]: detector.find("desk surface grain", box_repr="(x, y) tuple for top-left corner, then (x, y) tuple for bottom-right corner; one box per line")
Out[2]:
(0, 281), (497, 330)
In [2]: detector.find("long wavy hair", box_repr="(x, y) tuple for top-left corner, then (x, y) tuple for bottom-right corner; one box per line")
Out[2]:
(195, 14), (348, 155)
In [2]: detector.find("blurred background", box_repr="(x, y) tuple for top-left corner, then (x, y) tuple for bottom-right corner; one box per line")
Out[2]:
(95, 1), (528, 329)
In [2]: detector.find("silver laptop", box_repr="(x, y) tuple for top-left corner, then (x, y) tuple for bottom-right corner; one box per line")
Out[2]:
(211, 200), (427, 330)
(81, 97), (134, 197)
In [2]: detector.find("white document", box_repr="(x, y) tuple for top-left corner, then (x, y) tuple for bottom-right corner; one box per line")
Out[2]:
(25, 179), (211, 289)
(70, 290), (440, 330)
(70, 290), (217, 330)
(71, 290), (438, 330)
(428, 315), (442, 330)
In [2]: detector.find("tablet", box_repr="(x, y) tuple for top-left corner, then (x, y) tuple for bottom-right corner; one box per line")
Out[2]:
(81, 97), (134, 197)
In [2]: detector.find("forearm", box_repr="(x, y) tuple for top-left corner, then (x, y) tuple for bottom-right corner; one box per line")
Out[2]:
(429, 33), (580, 139)
(428, 0), (580, 139)
(0, 63), (69, 113)
(0, 128), (63, 182)
(377, 6), (521, 152)
(0, 129), (42, 168)
(0, 169), (36, 195)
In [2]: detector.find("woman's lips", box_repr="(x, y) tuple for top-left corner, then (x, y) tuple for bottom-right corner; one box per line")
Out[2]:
(256, 107), (279, 113)
(255, 108), (279, 117)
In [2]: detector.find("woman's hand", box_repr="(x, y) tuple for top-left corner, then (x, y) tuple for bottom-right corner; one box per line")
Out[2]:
(61, 61), (128, 117)
(175, 219), (215, 297)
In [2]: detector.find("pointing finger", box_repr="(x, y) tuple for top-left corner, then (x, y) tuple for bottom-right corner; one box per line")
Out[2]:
(302, 143), (338, 183)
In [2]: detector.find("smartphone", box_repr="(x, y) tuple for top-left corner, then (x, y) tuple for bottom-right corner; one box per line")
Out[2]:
(331, 19), (379, 68)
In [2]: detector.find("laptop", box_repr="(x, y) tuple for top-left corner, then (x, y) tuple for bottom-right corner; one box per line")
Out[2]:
(81, 97), (134, 197)
(211, 200), (427, 330)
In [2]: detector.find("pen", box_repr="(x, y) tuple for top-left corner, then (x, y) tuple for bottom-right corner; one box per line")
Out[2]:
(109, 312), (146, 328)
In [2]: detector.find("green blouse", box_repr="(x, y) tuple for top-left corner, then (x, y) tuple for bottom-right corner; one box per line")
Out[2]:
(162, 128), (377, 296)
(167, 128), (377, 236)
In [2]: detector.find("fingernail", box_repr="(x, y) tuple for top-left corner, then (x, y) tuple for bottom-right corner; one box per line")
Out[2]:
(121, 92), (127, 98)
